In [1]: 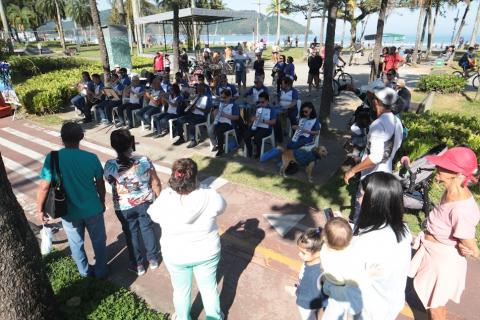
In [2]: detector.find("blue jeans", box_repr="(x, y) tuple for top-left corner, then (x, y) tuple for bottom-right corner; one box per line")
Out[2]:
(97, 100), (121, 122)
(62, 213), (108, 278)
(136, 105), (163, 124)
(154, 113), (178, 133)
(114, 202), (159, 266)
(71, 94), (86, 109)
(164, 253), (222, 320)
(287, 135), (314, 150)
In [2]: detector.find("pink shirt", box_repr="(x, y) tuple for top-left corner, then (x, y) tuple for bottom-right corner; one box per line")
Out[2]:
(154, 55), (164, 71)
(427, 197), (480, 246)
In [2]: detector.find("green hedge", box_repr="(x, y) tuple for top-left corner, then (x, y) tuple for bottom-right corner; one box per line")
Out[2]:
(45, 251), (166, 320)
(8, 56), (98, 80)
(417, 74), (466, 94)
(15, 67), (101, 114)
(400, 112), (480, 160)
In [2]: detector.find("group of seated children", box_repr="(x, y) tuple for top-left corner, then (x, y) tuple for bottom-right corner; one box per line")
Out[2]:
(70, 69), (320, 159)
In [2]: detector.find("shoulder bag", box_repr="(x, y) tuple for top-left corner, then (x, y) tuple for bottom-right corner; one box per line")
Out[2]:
(43, 151), (68, 219)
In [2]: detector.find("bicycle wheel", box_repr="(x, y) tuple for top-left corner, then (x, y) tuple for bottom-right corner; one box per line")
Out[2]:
(336, 72), (353, 86)
(452, 71), (464, 78)
(333, 79), (340, 96)
(473, 75), (480, 88)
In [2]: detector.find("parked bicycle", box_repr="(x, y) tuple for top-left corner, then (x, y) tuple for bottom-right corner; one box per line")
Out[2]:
(334, 64), (353, 87)
(452, 67), (480, 88)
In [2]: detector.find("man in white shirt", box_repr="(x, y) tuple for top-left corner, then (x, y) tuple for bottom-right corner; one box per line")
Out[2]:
(344, 87), (404, 222)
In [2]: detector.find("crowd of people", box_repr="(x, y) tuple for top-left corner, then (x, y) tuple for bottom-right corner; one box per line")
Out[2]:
(43, 44), (480, 320)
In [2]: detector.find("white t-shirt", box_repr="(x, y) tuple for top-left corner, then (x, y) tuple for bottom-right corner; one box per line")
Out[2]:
(148, 89), (162, 107)
(320, 244), (363, 286)
(147, 187), (226, 264)
(129, 86), (143, 104)
(349, 226), (412, 320)
(361, 112), (403, 179)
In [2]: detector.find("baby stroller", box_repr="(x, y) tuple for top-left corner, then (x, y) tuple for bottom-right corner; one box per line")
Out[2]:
(395, 144), (448, 215)
(344, 104), (372, 161)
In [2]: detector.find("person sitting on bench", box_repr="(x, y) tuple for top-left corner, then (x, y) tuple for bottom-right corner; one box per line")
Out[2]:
(116, 76), (144, 128)
(97, 73), (124, 124)
(210, 89), (239, 157)
(153, 84), (185, 137)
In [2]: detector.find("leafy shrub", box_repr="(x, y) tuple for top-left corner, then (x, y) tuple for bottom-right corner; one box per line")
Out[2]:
(400, 112), (480, 161)
(131, 55), (153, 74)
(8, 56), (98, 80)
(15, 67), (101, 114)
(417, 74), (466, 93)
(44, 251), (166, 320)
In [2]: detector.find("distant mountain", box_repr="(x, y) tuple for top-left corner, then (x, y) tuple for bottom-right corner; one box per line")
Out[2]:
(37, 9), (308, 36)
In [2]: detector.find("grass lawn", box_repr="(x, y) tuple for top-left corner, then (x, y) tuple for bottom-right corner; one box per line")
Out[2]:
(411, 90), (480, 119)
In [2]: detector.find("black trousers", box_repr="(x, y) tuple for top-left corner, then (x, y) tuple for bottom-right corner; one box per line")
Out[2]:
(175, 114), (207, 141)
(244, 127), (271, 157)
(214, 123), (233, 151)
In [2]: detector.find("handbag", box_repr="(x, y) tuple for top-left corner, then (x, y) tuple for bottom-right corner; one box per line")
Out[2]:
(43, 151), (68, 219)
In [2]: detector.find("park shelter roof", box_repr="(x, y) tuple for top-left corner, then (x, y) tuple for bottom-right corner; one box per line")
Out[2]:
(363, 33), (406, 41)
(135, 8), (248, 26)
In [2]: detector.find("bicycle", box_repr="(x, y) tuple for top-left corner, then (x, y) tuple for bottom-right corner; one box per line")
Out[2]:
(452, 67), (480, 88)
(333, 65), (353, 87)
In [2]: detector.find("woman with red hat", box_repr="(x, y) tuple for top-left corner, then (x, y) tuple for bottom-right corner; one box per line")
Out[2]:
(409, 146), (479, 320)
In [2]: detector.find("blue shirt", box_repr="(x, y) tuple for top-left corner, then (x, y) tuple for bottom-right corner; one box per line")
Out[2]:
(216, 83), (238, 97)
(296, 263), (328, 309)
(294, 149), (319, 166)
(279, 88), (299, 109)
(192, 93), (212, 116)
(40, 149), (104, 221)
(244, 85), (268, 103)
(120, 75), (131, 87)
(285, 63), (295, 79)
(161, 81), (172, 93)
(112, 81), (124, 95)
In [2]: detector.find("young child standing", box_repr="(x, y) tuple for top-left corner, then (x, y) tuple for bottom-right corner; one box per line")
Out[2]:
(292, 228), (328, 320)
(320, 217), (363, 319)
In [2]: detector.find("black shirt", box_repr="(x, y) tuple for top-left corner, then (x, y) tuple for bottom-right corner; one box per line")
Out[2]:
(308, 55), (323, 75)
(253, 59), (265, 76)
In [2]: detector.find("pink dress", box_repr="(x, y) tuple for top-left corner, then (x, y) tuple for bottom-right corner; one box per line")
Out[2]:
(409, 197), (480, 309)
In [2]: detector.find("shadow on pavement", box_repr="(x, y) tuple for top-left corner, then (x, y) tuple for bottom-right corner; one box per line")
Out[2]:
(190, 218), (265, 320)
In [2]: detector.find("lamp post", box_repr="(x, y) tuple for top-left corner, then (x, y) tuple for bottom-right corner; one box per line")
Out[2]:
(70, 0), (81, 52)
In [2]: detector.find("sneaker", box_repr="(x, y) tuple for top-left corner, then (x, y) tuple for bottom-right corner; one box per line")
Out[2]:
(211, 145), (219, 152)
(128, 264), (146, 276)
(158, 130), (169, 137)
(215, 149), (224, 157)
(173, 137), (186, 146)
(149, 260), (159, 270)
(186, 141), (198, 148)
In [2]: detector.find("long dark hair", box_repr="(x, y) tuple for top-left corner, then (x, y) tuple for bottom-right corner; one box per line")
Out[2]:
(354, 172), (408, 243)
(169, 158), (198, 195)
(300, 101), (317, 119)
(110, 129), (134, 169)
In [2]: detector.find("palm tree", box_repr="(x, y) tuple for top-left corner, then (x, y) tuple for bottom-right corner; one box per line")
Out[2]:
(369, 0), (388, 80)
(36, 0), (67, 52)
(303, 0), (314, 58)
(412, 1), (427, 65)
(470, 0), (480, 45)
(320, 0), (338, 132)
(452, 0), (471, 47)
(267, 0), (291, 45)
(0, 0), (14, 52)
(89, 0), (109, 71)
(66, 0), (93, 28)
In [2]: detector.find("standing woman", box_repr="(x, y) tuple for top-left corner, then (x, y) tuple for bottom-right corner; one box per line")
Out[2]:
(323, 172), (412, 319)
(104, 129), (162, 275)
(409, 147), (480, 320)
(148, 158), (226, 320)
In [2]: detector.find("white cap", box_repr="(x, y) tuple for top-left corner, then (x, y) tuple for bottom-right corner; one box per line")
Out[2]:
(374, 87), (398, 106)
(114, 64), (120, 68)
(360, 78), (385, 93)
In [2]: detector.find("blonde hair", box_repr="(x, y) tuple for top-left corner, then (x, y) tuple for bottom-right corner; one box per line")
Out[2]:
(323, 217), (352, 250)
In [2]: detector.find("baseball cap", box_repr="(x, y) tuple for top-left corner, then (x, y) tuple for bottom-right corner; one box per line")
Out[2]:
(374, 87), (398, 106)
(426, 147), (478, 186)
(360, 78), (385, 94)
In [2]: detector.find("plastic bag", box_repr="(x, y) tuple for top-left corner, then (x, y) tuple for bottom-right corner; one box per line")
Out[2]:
(40, 225), (53, 255)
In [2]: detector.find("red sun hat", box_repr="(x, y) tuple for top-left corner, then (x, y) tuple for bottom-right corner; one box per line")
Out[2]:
(426, 147), (478, 186)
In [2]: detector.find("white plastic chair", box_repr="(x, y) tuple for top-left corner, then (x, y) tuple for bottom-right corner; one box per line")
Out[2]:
(243, 130), (275, 159)
(168, 118), (178, 140)
(224, 129), (238, 154)
(183, 114), (211, 142)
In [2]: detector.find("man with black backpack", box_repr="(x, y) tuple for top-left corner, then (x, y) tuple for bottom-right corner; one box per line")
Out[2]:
(36, 122), (108, 278)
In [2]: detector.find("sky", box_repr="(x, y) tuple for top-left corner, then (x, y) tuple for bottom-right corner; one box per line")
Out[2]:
(97, 0), (479, 39)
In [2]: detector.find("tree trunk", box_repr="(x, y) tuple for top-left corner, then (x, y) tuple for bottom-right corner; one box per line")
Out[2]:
(89, 0), (110, 71)
(420, 8), (429, 44)
(172, 4), (180, 73)
(358, 14), (369, 40)
(427, 2), (439, 58)
(32, 26), (40, 42)
(348, 19), (357, 65)
(303, 0), (314, 59)
(0, 0), (13, 52)
(117, 0), (127, 25)
(320, 7), (326, 44)
(412, 6), (426, 65)
(54, 0), (66, 52)
(0, 154), (57, 319)
(320, 0), (338, 133)
(452, 2), (471, 48)
(13, 28), (20, 43)
(276, 5), (281, 45)
(470, 1), (480, 46)
(369, 0), (388, 81)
